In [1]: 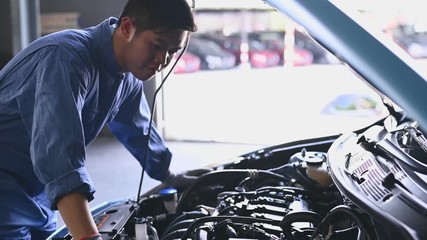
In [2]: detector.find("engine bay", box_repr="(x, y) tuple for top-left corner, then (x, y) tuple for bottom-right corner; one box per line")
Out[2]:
(50, 115), (427, 240)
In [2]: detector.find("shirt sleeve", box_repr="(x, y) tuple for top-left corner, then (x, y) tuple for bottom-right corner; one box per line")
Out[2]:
(107, 79), (172, 181)
(24, 46), (95, 209)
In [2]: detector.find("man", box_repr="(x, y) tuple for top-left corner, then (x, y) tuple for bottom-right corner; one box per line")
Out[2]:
(0, 0), (197, 239)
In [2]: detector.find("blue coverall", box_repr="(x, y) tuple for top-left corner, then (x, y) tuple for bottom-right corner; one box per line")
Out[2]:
(0, 17), (172, 239)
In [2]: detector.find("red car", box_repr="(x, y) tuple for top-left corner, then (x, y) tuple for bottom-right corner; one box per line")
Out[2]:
(173, 51), (201, 74)
(197, 33), (281, 68)
(283, 47), (314, 66)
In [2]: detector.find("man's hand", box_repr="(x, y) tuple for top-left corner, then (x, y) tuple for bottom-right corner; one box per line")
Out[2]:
(162, 168), (212, 188)
(80, 234), (103, 240)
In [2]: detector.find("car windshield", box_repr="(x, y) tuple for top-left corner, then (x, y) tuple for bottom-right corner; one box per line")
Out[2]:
(157, 0), (424, 147)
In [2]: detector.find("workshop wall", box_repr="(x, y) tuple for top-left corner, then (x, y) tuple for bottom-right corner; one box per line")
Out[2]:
(0, 1), (12, 68)
(0, 0), (127, 69)
(40, 0), (126, 28)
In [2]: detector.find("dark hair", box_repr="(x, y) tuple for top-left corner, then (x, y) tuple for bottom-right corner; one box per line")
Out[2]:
(118, 0), (197, 33)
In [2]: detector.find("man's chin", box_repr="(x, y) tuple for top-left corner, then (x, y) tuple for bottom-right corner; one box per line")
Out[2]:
(133, 72), (156, 81)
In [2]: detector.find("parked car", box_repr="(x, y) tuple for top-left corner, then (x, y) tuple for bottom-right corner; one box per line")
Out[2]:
(392, 24), (427, 59)
(250, 30), (339, 64)
(49, 0), (427, 239)
(173, 51), (201, 74)
(321, 93), (385, 118)
(198, 33), (282, 68)
(224, 35), (282, 68)
(186, 36), (236, 70)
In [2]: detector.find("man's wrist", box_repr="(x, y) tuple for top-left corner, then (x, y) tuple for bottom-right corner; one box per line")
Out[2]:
(79, 233), (102, 240)
(162, 170), (175, 186)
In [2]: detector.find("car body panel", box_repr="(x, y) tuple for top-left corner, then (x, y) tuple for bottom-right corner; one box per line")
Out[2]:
(186, 37), (236, 70)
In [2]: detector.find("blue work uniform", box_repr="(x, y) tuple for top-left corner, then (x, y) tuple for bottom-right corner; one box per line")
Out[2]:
(0, 17), (172, 239)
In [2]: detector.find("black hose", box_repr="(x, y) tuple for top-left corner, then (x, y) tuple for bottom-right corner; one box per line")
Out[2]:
(279, 210), (322, 240)
(161, 210), (209, 238)
(308, 205), (374, 240)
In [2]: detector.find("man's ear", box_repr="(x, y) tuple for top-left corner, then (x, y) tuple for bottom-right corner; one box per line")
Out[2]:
(119, 17), (135, 41)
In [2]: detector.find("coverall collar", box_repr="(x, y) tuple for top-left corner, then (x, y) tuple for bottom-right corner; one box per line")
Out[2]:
(92, 17), (123, 79)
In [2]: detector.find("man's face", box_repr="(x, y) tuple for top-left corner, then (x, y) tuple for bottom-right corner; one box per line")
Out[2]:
(118, 19), (189, 80)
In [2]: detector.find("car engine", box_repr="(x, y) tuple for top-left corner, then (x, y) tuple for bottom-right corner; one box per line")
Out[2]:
(50, 115), (427, 240)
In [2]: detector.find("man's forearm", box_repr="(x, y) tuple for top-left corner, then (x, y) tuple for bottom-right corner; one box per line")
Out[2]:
(57, 192), (99, 240)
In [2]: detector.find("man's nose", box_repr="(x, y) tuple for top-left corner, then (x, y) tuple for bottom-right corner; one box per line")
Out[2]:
(156, 51), (173, 71)
(156, 50), (169, 66)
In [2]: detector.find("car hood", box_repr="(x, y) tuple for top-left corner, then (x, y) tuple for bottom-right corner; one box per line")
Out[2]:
(266, 0), (427, 130)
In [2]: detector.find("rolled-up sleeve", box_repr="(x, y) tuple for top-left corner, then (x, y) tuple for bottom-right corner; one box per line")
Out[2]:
(24, 46), (95, 209)
(108, 80), (172, 181)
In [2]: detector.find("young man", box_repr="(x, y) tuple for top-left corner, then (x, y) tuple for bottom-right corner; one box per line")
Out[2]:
(0, 0), (197, 239)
